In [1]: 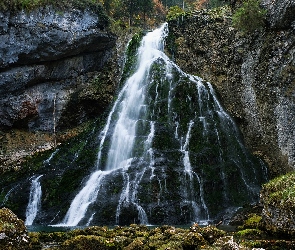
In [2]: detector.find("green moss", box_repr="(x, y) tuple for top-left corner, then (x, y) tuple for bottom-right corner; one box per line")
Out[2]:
(235, 228), (264, 239)
(261, 171), (295, 208)
(121, 31), (144, 84)
(62, 235), (115, 250)
(240, 214), (262, 230)
(28, 232), (42, 249)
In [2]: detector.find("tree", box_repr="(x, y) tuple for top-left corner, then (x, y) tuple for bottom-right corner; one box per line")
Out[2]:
(153, 0), (167, 22)
(139, 0), (154, 27)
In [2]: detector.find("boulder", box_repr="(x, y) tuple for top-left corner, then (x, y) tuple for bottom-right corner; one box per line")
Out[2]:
(0, 207), (29, 249)
(260, 172), (295, 236)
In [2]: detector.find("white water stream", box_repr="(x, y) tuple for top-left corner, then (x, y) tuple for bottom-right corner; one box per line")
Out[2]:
(25, 175), (43, 226)
(53, 23), (169, 227)
(50, 22), (265, 227)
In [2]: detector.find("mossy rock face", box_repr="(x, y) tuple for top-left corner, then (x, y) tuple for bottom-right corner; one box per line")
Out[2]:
(234, 228), (266, 240)
(195, 225), (226, 244)
(62, 235), (114, 250)
(0, 207), (29, 250)
(260, 172), (295, 236)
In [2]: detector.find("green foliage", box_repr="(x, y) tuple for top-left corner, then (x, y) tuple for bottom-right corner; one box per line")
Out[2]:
(232, 0), (267, 33)
(166, 5), (185, 21)
(261, 171), (295, 208)
(238, 214), (262, 230)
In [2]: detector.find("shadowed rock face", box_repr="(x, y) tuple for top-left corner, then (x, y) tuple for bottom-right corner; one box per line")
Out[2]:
(0, 6), (116, 131)
(261, 0), (295, 29)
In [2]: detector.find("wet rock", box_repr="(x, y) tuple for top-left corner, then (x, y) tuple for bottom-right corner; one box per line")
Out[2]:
(0, 207), (29, 249)
(213, 236), (240, 250)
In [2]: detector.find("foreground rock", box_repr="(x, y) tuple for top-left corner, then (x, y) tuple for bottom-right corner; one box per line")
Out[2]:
(260, 171), (295, 236)
(0, 207), (29, 249)
(1, 207), (295, 250)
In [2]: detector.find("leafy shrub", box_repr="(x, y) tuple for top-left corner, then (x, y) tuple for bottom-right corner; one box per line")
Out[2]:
(232, 0), (267, 33)
(166, 5), (185, 21)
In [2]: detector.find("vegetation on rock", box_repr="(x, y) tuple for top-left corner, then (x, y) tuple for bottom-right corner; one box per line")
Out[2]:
(2, 206), (295, 249)
(26, 224), (227, 249)
(232, 0), (267, 33)
(0, 208), (29, 250)
(261, 171), (295, 209)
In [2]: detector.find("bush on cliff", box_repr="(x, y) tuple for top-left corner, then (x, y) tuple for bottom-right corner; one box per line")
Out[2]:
(232, 0), (267, 33)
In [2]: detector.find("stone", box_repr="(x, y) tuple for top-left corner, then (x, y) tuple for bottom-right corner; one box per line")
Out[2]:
(0, 207), (29, 249)
(261, 0), (295, 29)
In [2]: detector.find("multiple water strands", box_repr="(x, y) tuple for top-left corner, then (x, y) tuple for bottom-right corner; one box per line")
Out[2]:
(53, 23), (265, 226)
(25, 175), (43, 226)
(49, 23), (267, 226)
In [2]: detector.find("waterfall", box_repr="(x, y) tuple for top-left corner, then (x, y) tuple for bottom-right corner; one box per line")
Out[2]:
(25, 175), (43, 226)
(54, 23), (267, 226)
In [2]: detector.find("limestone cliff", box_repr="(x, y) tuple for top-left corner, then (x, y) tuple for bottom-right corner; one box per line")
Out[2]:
(0, 6), (116, 132)
(0, 5), (126, 170)
(167, 0), (295, 177)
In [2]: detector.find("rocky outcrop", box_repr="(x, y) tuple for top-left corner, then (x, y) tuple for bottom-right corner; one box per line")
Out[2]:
(261, 0), (295, 29)
(168, 2), (295, 176)
(0, 207), (29, 249)
(260, 172), (295, 236)
(0, 6), (116, 131)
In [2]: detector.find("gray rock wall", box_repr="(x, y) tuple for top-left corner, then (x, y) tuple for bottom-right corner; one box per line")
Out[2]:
(261, 0), (295, 29)
(168, 3), (295, 176)
(0, 6), (116, 131)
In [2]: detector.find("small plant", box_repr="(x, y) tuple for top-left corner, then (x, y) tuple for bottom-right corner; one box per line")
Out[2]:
(232, 0), (267, 33)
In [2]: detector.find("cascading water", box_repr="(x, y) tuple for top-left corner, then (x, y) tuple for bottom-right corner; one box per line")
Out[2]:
(52, 23), (267, 227)
(25, 175), (43, 226)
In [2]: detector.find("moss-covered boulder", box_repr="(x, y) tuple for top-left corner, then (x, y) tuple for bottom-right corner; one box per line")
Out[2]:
(260, 171), (295, 236)
(0, 207), (29, 249)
